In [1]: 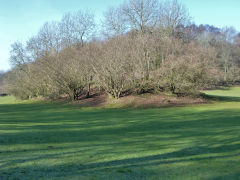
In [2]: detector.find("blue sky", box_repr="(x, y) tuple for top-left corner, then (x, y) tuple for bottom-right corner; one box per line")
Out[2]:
(0, 0), (240, 71)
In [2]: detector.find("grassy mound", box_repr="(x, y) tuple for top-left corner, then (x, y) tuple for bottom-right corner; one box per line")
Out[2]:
(0, 88), (240, 179)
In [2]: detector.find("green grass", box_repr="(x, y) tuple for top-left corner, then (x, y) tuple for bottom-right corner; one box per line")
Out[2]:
(205, 86), (240, 98)
(0, 96), (17, 105)
(0, 87), (240, 180)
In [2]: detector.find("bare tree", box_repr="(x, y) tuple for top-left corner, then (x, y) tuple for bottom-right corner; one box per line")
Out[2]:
(0, 71), (6, 95)
(122, 0), (159, 33)
(218, 27), (237, 82)
(10, 42), (29, 67)
(60, 10), (96, 47)
(102, 7), (128, 37)
(156, 41), (218, 95)
(28, 22), (61, 59)
(93, 36), (135, 98)
(158, 0), (190, 34)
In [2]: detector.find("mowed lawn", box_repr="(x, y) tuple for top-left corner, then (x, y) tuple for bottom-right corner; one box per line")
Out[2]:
(0, 88), (240, 180)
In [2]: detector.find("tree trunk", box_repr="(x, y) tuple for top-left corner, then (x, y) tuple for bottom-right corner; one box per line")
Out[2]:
(86, 83), (91, 98)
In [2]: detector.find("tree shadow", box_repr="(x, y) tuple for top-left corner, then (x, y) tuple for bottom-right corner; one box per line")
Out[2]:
(202, 94), (240, 102)
(1, 144), (240, 179)
(0, 96), (240, 179)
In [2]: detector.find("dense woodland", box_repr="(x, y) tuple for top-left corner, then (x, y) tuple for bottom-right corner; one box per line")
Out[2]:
(3, 0), (240, 100)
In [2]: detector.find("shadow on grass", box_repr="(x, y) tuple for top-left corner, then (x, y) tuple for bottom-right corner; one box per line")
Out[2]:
(210, 172), (240, 180)
(1, 144), (240, 179)
(0, 97), (240, 179)
(202, 93), (240, 102)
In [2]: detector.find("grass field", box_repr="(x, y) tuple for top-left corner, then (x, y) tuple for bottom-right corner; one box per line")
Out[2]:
(0, 87), (240, 180)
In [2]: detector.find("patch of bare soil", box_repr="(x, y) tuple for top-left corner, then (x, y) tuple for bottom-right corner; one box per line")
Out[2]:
(75, 93), (108, 107)
(74, 92), (207, 108)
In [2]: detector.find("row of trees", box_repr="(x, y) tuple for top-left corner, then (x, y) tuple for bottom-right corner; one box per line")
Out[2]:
(5, 0), (240, 100)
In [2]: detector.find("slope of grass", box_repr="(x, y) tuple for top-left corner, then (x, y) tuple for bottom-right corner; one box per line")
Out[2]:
(205, 86), (240, 98)
(0, 96), (17, 104)
(0, 88), (240, 180)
